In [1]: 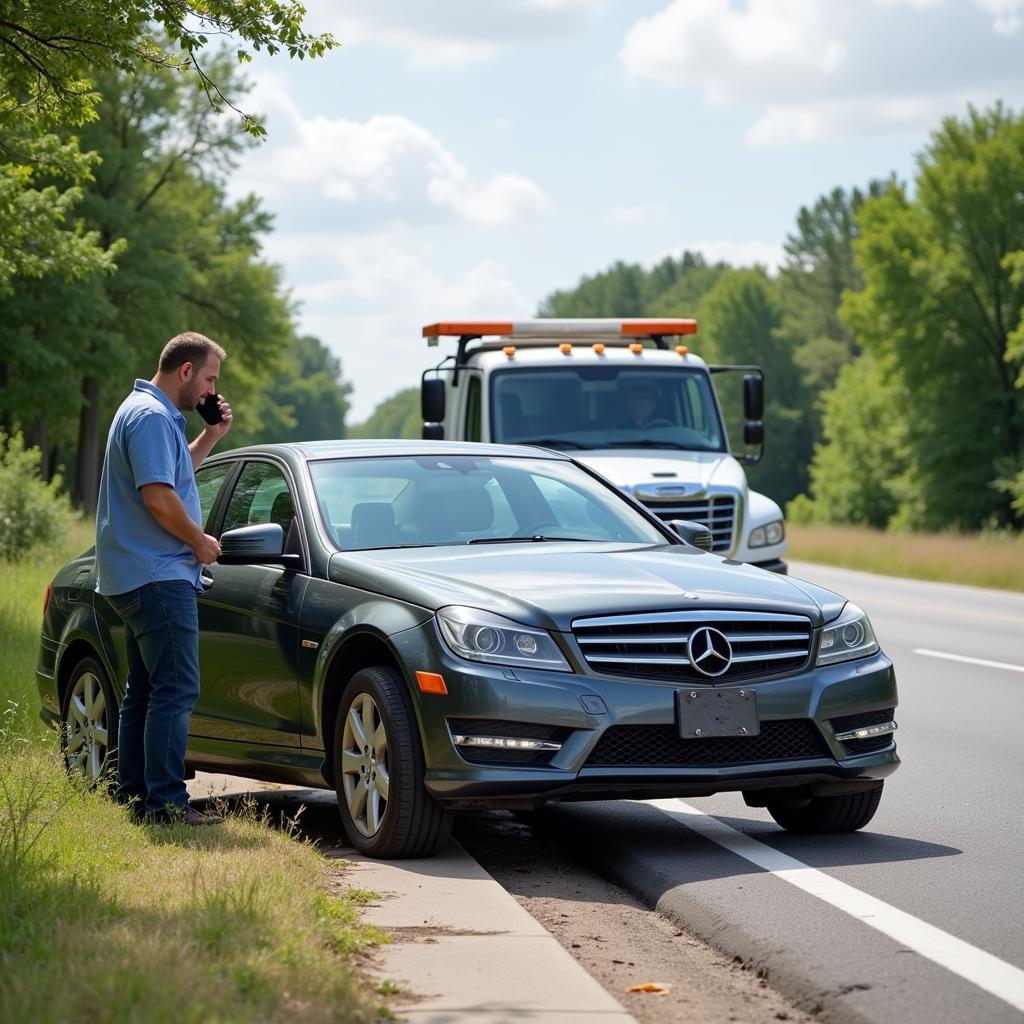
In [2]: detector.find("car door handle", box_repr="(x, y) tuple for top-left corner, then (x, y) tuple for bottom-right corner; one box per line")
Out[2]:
(200, 573), (215, 591)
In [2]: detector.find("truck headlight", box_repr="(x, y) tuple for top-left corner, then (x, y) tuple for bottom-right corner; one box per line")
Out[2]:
(816, 603), (879, 665)
(749, 520), (785, 548)
(437, 606), (572, 672)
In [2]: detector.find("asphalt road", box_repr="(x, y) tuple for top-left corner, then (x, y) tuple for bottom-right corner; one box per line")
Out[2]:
(507, 563), (1024, 1024)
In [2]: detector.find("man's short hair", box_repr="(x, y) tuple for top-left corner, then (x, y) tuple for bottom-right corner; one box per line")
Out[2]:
(159, 332), (227, 374)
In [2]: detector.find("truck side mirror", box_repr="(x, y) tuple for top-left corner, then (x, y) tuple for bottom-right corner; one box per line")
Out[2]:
(422, 378), (446, 423)
(743, 374), (763, 420)
(422, 422), (444, 440)
(743, 420), (764, 446)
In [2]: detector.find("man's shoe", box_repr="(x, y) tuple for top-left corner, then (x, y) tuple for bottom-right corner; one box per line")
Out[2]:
(146, 804), (223, 826)
(184, 805), (224, 827)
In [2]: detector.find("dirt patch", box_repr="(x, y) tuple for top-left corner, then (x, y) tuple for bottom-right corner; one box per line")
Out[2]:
(456, 811), (818, 1024)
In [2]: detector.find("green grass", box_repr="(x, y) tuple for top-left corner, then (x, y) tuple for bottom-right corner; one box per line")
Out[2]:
(0, 525), (390, 1023)
(788, 524), (1024, 592)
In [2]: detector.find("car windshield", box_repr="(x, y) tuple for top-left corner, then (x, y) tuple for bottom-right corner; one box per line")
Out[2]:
(308, 454), (667, 551)
(490, 365), (726, 452)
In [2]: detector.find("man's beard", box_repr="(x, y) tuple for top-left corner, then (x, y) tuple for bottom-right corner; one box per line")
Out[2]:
(178, 381), (200, 412)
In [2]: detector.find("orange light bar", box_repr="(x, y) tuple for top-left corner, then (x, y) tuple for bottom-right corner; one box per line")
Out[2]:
(503, 345), (516, 358)
(415, 671), (448, 695)
(620, 319), (697, 336)
(676, 345), (689, 356)
(628, 343), (644, 354)
(423, 321), (514, 338)
(559, 343), (572, 354)
(593, 343), (606, 354)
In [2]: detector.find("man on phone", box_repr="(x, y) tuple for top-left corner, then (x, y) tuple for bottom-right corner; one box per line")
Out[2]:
(95, 332), (232, 825)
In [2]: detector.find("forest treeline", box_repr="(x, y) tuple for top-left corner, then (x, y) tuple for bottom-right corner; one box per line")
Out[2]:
(0, 3), (344, 511)
(359, 104), (1024, 534)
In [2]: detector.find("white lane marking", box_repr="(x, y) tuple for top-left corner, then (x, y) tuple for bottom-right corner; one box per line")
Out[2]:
(913, 649), (1024, 675)
(645, 798), (1024, 1013)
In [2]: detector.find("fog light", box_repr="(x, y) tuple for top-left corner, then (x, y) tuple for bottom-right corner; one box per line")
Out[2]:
(452, 734), (562, 751)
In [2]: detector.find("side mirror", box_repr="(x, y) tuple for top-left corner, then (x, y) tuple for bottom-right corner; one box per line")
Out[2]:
(668, 519), (714, 552)
(422, 422), (444, 440)
(422, 377), (446, 423)
(743, 374), (763, 420)
(743, 420), (764, 446)
(218, 523), (302, 568)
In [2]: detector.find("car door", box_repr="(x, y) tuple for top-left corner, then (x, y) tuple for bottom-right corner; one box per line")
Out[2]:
(192, 458), (309, 749)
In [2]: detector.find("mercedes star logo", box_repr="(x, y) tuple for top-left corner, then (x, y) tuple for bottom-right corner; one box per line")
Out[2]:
(687, 625), (733, 677)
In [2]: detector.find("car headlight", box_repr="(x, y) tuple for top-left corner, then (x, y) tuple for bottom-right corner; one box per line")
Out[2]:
(436, 606), (572, 672)
(749, 520), (785, 548)
(816, 603), (879, 665)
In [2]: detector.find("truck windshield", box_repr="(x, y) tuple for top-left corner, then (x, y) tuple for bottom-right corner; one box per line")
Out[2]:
(490, 366), (727, 452)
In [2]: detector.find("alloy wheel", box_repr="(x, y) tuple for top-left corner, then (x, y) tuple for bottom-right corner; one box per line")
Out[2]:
(65, 670), (110, 782)
(340, 691), (390, 837)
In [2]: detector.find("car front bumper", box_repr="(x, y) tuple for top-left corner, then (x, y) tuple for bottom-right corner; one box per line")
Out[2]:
(390, 623), (900, 808)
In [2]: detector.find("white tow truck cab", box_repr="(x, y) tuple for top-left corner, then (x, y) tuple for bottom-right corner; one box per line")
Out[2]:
(420, 319), (787, 573)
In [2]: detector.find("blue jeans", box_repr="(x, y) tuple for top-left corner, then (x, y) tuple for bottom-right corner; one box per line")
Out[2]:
(108, 581), (199, 814)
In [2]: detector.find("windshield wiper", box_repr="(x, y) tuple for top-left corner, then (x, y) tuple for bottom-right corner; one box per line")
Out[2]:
(605, 439), (692, 450)
(515, 437), (589, 450)
(466, 535), (599, 545)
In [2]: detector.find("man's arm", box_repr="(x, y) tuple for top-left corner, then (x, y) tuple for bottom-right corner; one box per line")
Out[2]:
(189, 394), (233, 472)
(141, 484), (221, 564)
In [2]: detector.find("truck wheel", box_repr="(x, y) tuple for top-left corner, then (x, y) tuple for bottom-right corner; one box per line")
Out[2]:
(61, 656), (118, 787)
(766, 784), (883, 834)
(333, 666), (452, 859)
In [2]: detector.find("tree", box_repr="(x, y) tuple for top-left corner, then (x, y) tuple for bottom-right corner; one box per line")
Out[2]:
(841, 104), (1024, 529)
(348, 389), (421, 440)
(697, 269), (809, 505)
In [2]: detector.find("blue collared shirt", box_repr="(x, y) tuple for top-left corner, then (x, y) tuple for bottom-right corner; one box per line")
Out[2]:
(95, 380), (203, 596)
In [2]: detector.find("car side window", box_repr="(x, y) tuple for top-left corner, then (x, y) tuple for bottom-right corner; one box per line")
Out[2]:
(221, 462), (295, 536)
(195, 463), (233, 530)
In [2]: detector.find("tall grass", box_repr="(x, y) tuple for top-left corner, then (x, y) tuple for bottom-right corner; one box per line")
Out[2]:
(0, 524), (389, 1023)
(788, 524), (1024, 592)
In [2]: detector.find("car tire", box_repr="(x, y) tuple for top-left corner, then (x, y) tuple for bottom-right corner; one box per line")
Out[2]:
(766, 784), (883, 834)
(332, 666), (453, 859)
(61, 655), (118, 788)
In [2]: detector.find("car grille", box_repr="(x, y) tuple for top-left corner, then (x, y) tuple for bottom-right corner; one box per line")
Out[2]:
(446, 718), (569, 766)
(585, 720), (831, 767)
(572, 610), (812, 683)
(829, 707), (897, 757)
(637, 494), (735, 552)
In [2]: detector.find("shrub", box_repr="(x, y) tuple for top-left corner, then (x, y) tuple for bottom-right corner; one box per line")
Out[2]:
(0, 431), (74, 561)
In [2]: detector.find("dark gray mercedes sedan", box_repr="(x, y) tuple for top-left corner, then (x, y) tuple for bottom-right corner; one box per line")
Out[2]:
(37, 441), (899, 858)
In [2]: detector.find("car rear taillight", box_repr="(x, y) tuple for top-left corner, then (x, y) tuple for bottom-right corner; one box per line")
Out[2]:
(43, 584), (52, 614)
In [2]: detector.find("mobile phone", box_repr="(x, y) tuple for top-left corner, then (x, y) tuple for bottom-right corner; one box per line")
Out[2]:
(196, 393), (223, 425)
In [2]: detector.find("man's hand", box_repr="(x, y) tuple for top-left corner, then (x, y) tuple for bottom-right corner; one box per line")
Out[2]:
(193, 533), (222, 565)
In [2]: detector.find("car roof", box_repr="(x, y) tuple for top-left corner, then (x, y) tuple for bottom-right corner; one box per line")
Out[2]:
(205, 438), (571, 463)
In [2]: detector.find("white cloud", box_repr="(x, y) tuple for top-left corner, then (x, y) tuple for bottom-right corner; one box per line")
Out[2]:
(261, 231), (533, 419)
(307, 0), (604, 67)
(620, 0), (1024, 144)
(976, 0), (1024, 34)
(234, 74), (547, 227)
(658, 239), (785, 272)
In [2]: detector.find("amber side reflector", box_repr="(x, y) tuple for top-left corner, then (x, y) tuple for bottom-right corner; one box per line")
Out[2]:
(559, 343), (572, 354)
(503, 345), (516, 358)
(676, 345), (689, 356)
(629, 343), (644, 354)
(592, 343), (605, 354)
(43, 584), (52, 614)
(416, 671), (448, 695)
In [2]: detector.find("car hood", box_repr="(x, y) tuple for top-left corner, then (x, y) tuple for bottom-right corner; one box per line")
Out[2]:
(329, 544), (844, 632)
(573, 450), (744, 494)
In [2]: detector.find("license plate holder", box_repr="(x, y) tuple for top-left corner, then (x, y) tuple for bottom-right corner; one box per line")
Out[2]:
(676, 688), (760, 739)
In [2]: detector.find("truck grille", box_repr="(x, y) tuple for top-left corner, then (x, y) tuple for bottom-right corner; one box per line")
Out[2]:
(585, 720), (830, 767)
(637, 494), (735, 552)
(572, 610), (812, 683)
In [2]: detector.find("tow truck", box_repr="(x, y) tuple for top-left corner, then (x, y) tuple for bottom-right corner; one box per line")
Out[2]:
(419, 318), (787, 572)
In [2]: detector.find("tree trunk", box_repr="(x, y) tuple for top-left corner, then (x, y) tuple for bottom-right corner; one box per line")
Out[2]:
(30, 414), (50, 480)
(75, 377), (101, 513)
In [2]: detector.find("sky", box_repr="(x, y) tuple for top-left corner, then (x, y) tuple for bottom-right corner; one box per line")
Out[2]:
(223, 0), (1024, 420)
